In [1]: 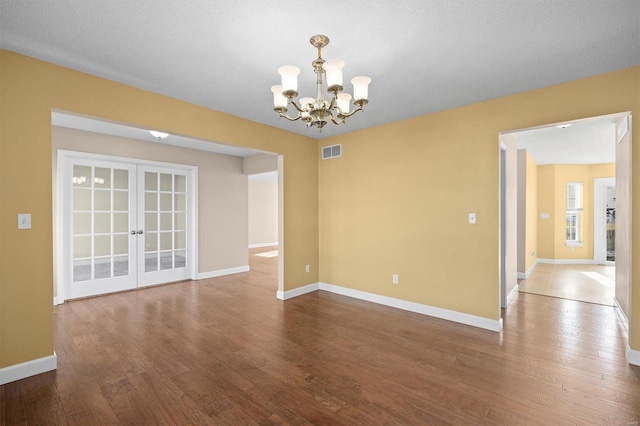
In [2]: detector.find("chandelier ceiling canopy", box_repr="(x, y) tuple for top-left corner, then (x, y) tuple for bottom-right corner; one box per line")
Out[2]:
(271, 35), (371, 132)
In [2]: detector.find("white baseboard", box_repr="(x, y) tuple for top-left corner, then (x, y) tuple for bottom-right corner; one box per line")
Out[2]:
(537, 258), (595, 265)
(319, 282), (503, 332)
(198, 265), (249, 280)
(276, 282), (319, 300)
(627, 346), (640, 366)
(248, 242), (278, 249)
(0, 353), (57, 385)
(275, 281), (503, 332)
(613, 298), (629, 332)
(517, 259), (538, 279)
(506, 283), (518, 305)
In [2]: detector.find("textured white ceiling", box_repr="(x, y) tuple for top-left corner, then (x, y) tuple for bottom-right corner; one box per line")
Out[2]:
(512, 115), (619, 165)
(1, 1), (639, 140)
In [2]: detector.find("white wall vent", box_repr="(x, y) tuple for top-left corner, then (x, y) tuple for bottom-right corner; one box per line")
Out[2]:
(322, 144), (342, 160)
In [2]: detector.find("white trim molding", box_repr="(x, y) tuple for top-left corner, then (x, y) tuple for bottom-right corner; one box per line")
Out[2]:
(613, 298), (629, 332)
(198, 265), (249, 280)
(275, 281), (504, 332)
(627, 346), (640, 367)
(276, 282), (319, 300)
(319, 282), (503, 332)
(0, 353), (57, 385)
(249, 242), (278, 249)
(537, 258), (595, 265)
(506, 283), (518, 305)
(517, 259), (539, 279)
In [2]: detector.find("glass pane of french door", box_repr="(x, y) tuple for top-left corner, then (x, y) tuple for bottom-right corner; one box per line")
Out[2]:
(138, 166), (190, 287)
(69, 160), (137, 299)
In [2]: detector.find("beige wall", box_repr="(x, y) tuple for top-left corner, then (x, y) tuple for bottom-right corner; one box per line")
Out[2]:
(244, 153), (278, 175)
(537, 163), (615, 260)
(0, 50), (319, 369)
(517, 149), (538, 273)
(248, 178), (278, 246)
(537, 165), (556, 258)
(517, 150), (527, 272)
(525, 152), (538, 271)
(53, 126), (250, 277)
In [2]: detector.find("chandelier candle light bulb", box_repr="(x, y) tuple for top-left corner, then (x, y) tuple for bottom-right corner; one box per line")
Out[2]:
(351, 76), (371, 104)
(337, 93), (352, 114)
(271, 34), (371, 131)
(324, 59), (345, 92)
(278, 65), (300, 98)
(271, 85), (287, 109)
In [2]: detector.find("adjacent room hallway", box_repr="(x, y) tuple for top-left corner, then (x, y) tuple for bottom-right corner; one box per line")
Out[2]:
(518, 263), (615, 306)
(2, 248), (639, 423)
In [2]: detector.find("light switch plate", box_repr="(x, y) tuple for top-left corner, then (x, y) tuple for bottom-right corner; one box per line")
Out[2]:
(468, 213), (476, 224)
(18, 213), (32, 229)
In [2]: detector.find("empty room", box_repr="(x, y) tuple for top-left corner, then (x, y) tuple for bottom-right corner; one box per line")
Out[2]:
(1, 1), (639, 424)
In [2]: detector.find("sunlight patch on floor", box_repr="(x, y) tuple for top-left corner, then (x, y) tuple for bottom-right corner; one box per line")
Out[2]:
(255, 250), (278, 258)
(581, 271), (615, 288)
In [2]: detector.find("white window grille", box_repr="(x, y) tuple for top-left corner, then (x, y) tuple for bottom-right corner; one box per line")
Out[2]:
(566, 182), (583, 245)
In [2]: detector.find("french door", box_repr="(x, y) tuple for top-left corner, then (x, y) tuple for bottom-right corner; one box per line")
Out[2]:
(59, 152), (196, 300)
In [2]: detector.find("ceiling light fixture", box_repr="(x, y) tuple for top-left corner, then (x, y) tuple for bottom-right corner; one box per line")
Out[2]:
(149, 130), (169, 139)
(271, 35), (371, 132)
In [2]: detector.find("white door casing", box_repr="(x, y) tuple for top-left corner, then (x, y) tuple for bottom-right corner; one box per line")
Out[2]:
(56, 151), (198, 302)
(594, 177), (615, 265)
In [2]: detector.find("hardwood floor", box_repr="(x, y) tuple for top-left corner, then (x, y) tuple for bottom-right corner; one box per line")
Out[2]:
(2, 247), (639, 424)
(518, 263), (615, 306)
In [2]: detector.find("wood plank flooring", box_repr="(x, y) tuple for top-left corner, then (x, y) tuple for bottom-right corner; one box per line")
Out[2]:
(518, 263), (615, 306)
(2, 247), (639, 424)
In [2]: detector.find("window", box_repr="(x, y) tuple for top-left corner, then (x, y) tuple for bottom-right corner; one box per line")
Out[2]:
(566, 182), (583, 245)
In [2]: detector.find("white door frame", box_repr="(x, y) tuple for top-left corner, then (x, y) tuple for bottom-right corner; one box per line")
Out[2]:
(500, 143), (507, 308)
(56, 150), (198, 303)
(594, 177), (615, 265)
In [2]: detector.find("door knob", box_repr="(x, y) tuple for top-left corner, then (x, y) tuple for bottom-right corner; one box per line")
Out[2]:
(137, 230), (144, 234)
(131, 230), (136, 235)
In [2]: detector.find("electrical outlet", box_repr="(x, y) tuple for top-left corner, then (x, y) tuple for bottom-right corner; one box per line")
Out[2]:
(305, 264), (310, 273)
(393, 274), (399, 284)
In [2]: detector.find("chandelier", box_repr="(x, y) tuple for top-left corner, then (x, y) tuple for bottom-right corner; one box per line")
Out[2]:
(271, 35), (371, 131)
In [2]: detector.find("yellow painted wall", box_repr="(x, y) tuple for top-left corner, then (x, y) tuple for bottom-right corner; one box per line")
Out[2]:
(319, 66), (640, 350)
(0, 50), (319, 368)
(525, 152), (538, 271)
(537, 163), (615, 260)
(537, 166), (556, 258)
(1, 48), (639, 370)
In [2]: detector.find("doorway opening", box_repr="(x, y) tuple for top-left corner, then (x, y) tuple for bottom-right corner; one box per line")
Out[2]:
(500, 112), (631, 314)
(52, 111), (284, 303)
(58, 151), (197, 300)
(247, 169), (280, 292)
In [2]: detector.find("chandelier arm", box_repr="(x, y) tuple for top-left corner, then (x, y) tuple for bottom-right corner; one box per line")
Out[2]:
(336, 104), (364, 119)
(330, 116), (345, 125)
(327, 95), (337, 111)
(278, 111), (302, 121)
(288, 99), (305, 113)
